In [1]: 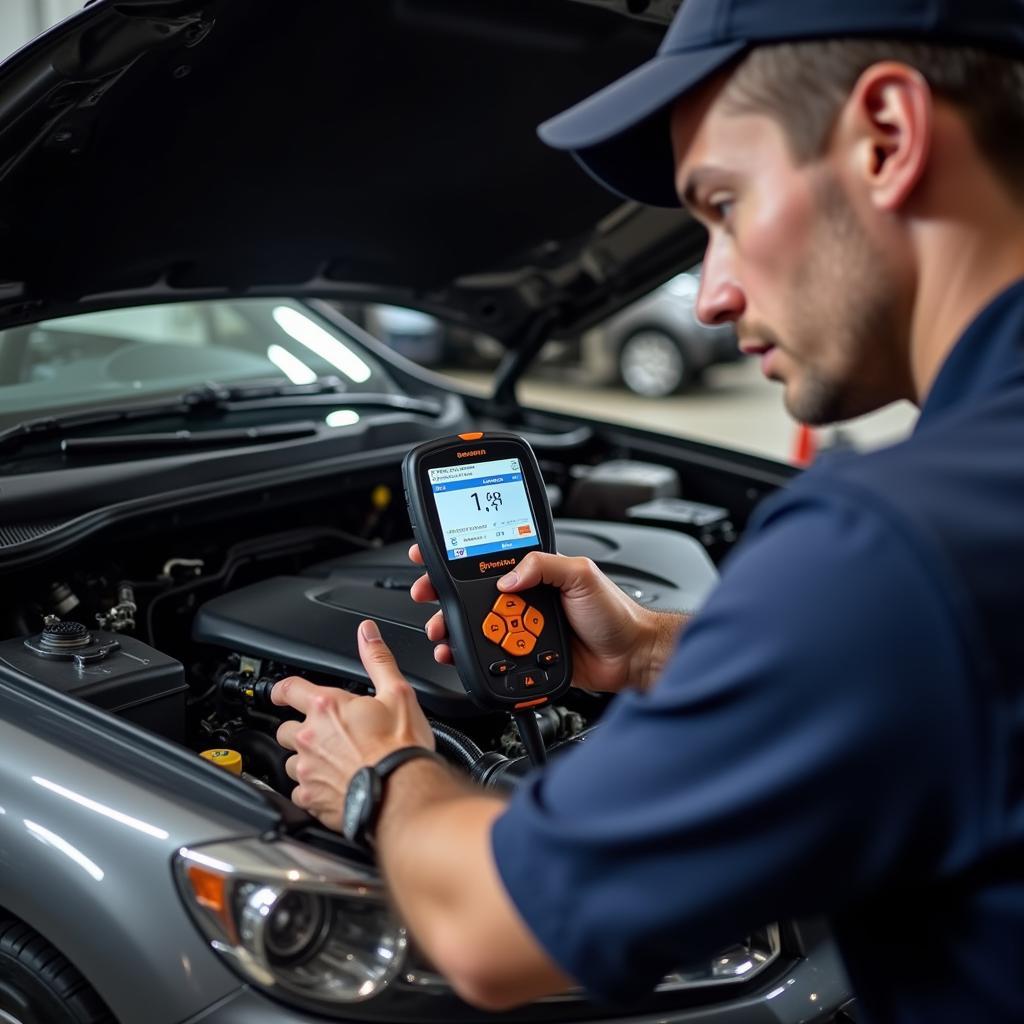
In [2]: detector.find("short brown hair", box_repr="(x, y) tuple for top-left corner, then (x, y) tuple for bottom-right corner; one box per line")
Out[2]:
(721, 40), (1024, 198)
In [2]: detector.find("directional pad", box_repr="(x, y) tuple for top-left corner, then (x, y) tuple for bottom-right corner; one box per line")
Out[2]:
(484, 594), (544, 656)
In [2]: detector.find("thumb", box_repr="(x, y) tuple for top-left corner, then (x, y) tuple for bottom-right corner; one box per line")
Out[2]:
(357, 619), (409, 704)
(497, 552), (595, 597)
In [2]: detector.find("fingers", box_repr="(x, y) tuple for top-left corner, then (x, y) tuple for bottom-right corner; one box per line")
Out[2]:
(408, 543), (425, 566)
(422, 611), (452, 663)
(410, 572), (439, 604)
(357, 619), (414, 706)
(425, 609), (446, 642)
(271, 675), (346, 715)
(277, 719), (303, 751)
(497, 552), (598, 596)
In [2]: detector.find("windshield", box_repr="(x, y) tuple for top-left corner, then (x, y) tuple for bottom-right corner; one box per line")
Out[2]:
(0, 298), (397, 422)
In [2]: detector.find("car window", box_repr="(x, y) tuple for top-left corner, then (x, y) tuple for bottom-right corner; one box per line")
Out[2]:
(0, 298), (400, 421)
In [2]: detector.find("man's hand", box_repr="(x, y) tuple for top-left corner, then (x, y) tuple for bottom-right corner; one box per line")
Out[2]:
(409, 544), (683, 693)
(271, 618), (435, 828)
(271, 617), (574, 1010)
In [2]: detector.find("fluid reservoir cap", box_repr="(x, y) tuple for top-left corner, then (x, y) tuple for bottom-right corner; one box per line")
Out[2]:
(39, 620), (91, 650)
(200, 748), (243, 775)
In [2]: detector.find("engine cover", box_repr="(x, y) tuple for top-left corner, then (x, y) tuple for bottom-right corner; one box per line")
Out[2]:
(193, 519), (717, 716)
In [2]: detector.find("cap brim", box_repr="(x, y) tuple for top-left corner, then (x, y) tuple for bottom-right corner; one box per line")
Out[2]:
(538, 41), (747, 208)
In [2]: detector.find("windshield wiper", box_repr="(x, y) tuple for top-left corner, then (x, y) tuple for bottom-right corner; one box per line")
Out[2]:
(0, 379), (442, 455)
(60, 422), (320, 456)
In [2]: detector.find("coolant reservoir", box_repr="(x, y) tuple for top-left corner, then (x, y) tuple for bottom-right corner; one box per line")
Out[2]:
(200, 748), (243, 775)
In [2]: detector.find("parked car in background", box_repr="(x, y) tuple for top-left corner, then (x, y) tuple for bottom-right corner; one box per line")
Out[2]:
(581, 268), (742, 397)
(448, 268), (741, 396)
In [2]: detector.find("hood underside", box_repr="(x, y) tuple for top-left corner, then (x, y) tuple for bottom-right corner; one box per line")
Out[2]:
(0, 0), (704, 343)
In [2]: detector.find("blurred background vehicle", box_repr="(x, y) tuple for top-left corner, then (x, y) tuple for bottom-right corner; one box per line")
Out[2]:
(573, 267), (741, 397)
(352, 265), (742, 398)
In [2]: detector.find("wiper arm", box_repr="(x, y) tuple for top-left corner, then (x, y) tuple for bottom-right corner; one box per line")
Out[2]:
(60, 422), (320, 456)
(178, 376), (350, 405)
(183, 378), (443, 416)
(0, 379), (441, 454)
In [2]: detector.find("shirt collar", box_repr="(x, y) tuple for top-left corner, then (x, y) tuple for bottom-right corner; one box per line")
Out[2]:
(918, 277), (1024, 426)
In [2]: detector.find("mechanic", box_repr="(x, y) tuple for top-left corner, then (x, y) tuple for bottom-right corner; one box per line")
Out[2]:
(272, 0), (1024, 1019)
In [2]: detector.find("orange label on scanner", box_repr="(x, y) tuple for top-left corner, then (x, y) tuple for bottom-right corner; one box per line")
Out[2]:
(480, 558), (516, 574)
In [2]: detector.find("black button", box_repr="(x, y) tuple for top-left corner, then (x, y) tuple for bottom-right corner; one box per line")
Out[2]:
(489, 660), (513, 676)
(507, 668), (549, 695)
(537, 650), (560, 668)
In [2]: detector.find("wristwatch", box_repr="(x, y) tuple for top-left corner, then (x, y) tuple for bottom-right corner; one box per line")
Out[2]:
(341, 746), (444, 850)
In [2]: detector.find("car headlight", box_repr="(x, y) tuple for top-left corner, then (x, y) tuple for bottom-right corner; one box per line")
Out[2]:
(174, 837), (406, 1010)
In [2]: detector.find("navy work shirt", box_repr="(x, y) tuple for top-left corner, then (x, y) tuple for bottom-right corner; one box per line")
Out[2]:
(492, 280), (1024, 1023)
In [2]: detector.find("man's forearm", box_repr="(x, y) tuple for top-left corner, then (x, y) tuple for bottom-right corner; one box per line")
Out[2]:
(372, 759), (573, 1008)
(373, 760), (504, 961)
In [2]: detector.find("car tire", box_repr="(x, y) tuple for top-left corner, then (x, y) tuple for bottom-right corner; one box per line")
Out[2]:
(0, 914), (114, 1024)
(618, 328), (693, 397)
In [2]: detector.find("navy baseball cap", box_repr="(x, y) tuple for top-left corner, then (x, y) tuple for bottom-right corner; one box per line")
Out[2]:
(539, 0), (1024, 207)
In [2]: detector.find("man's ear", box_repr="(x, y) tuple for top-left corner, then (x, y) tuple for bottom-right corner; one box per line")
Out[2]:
(835, 62), (932, 212)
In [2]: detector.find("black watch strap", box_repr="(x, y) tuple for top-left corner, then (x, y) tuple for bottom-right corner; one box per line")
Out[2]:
(374, 745), (444, 780)
(363, 746), (445, 846)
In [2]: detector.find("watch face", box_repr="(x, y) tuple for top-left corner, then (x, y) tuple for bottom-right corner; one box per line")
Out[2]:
(342, 767), (376, 844)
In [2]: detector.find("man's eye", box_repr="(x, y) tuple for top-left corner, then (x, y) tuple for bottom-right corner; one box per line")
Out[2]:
(710, 198), (734, 221)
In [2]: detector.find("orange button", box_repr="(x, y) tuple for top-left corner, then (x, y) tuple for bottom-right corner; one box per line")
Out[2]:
(482, 613), (507, 645)
(514, 696), (549, 709)
(493, 594), (526, 618)
(458, 432), (483, 441)
(524, 607), (544, 636)
(501, 630), (537, 656)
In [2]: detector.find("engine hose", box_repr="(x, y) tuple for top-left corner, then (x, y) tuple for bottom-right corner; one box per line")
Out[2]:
(476, 725), (600, 792)
(227, 729), (293, 794)
(430, 720), (486, 770)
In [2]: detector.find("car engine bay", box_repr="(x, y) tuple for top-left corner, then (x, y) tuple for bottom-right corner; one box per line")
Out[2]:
(0, 459), (723, 800)
(0, 442), (745, 806)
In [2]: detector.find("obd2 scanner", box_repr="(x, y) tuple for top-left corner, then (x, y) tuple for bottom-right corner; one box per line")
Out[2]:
(403, 432), (573, 765)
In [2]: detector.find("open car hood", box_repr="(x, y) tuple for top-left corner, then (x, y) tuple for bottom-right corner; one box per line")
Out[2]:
(0, 0), (704, 344)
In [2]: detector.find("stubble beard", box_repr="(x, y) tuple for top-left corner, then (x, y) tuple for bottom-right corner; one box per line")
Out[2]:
(780, 177), (906, 427)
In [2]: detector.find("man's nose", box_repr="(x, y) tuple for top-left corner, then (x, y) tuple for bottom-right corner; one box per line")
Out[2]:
(696, 247), (745, 326)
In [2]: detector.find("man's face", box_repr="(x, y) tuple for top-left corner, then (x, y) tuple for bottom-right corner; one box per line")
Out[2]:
(671, 83), (911, 425)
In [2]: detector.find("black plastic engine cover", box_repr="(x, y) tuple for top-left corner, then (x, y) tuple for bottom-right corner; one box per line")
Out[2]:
(192, 519), (718, 717)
